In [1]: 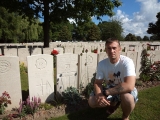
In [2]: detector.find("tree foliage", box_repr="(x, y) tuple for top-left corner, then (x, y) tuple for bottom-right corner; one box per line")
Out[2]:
(147, 12), (160, 39)
(58, 26), (72, 41)
(73, 18), (95, 41)
(87, 24), (101, 41)
(124, 33), (137, 41)
(50, 21), (73, 41)
(0, 0), (122, 47)
(142, 36), (149, 41)
(98, 20), (123, 41)
(136, 36), (142, 41)
(0, 7), (42, 43)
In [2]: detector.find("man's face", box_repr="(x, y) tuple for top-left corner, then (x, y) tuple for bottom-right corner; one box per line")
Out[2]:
(105, 41), (121, 62)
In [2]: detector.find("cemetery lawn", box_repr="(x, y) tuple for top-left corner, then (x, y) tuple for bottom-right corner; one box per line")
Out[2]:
(50, 85), (160, 120)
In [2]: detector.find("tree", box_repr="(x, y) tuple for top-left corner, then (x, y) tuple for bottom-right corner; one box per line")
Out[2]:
(73, 17), (95, 41)
(98, 20), (123, 41)
(150, 35), (159, 41)
(87, 24), (101, 41)
(143, 36), (149, 41)
(0, 0), (122, 47)
(50, 21), (73, 41)
(147, 12), (160, 39)
(136, 36), (142, 41)
(0, 6), (42, 43)
(58, 26), (72, 41)
(124, 33), (137, 41)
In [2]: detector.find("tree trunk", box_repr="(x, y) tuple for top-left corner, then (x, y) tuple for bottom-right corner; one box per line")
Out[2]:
(43, 0), (49, 48)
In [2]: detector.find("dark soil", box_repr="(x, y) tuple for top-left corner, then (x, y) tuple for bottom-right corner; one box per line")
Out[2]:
(1, 80), (160, 120)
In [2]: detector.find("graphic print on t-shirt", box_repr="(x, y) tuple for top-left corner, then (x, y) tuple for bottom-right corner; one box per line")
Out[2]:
(108, 71), (121, 87)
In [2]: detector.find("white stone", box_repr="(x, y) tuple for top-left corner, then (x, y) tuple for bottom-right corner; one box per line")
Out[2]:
(78, 53), (97, 90)
(27, 54), (54, 103)
(64, 47), (73, 53)
(43, 48), (53, 55)
(4, 48), (18, 56)
(0, 56), (22, 110)
(126, 51), (138, 68)
(98, 52), (108, 62)
(56, 53), (78, 94)
(31, 48), (42, 55)
(54, 48), (64, 54)
(74, 47), (83, 54)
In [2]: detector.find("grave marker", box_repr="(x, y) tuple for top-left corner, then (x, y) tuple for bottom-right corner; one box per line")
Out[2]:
(0, 56), (22, 110)
(27, 54), (54, 103)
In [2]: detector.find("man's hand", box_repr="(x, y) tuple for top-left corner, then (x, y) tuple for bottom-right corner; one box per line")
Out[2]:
(95, 94), (110, 107)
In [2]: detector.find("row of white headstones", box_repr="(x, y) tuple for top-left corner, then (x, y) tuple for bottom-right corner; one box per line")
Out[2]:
(0, 41), (160, 110)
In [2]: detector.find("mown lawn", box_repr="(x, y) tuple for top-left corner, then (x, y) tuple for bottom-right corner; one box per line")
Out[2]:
(50, 86), (160, 120)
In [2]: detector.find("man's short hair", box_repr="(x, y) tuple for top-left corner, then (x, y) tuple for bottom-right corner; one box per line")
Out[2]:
(105, 38), (120, 46)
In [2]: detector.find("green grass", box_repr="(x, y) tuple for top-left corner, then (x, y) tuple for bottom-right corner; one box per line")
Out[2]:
(50, 86), (160, 120)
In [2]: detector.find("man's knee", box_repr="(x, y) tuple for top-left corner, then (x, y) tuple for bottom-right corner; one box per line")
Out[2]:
(120, 93), (135, 103)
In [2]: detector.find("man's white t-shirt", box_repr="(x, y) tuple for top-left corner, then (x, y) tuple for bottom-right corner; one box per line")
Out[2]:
(96, 55), (136, 86)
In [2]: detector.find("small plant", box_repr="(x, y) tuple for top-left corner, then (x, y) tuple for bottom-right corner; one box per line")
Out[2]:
(39, 103), (53, 110)
(17, 96), (41, 118)
(135, 80), (143, 86)
(82, 73), (96, 98)
(0, 91), (11, 114)
(20, 62), (27, 73)
(62, 87), (82, 105)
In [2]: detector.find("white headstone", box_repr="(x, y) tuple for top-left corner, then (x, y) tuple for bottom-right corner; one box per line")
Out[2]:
(56, 53), (78, 94)
(43, 48), (53, 55)
(27, 54), (54, 103)
(31, 48), (42, 55)
(74, 47), (83, 54)
(135, 51), (142, 78)
(4, 48), (18, 56)
(155, 50), (160, 61)
(126, 51), (138, 68)
(18, 48), (30, 66)
(78, 53), (97, 90)
(64, 47), (73, 53)
(121, 52), (127, 56)
(54, 48), (64, 54)
(0, 56), (22, 110)
(98, 52), (108, 62)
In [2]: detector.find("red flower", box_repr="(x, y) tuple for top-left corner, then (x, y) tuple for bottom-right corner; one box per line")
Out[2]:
(147, 43), (150, 46)
(51, 50), (59, 55)
(94, 49), (97, 53)
(145, 54), (150, 56)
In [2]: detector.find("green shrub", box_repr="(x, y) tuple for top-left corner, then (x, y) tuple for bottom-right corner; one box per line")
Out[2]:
(20, 63), (27, 73)
(140, 49), (160, 81)
(62, 87), (82, 105)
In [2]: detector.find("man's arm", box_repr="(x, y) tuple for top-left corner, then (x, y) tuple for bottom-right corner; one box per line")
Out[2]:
(94, 79), (111, 106)
(104, 76), (136, 96)
(94, 79), (104, 96)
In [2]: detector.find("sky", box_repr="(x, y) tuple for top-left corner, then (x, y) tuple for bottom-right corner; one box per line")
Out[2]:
(92, 0), (160, 38)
